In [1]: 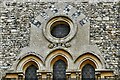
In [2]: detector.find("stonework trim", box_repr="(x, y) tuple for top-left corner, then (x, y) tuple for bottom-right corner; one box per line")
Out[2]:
(45, 49), (73, 70)
(79, 57), (98, 69)
(50, 55), (68, 70)
(16, 55), (44, 73)
(75, 53), (104, 69)
(43, 16), (77, 43)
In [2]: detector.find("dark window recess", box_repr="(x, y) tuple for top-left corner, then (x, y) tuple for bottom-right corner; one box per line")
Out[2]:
(25, 65), (38, 80)
(53, 60), (67, 80)
(51, 23), (70, 38)
(82, 64), (95, 80)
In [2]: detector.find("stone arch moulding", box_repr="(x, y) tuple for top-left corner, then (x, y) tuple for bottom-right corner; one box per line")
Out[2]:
(79, 58), (98, 69)
(15, 52), (44, 73)
(51, 55), (68, 70)
(75, 52), (106, 70)
(45, 49), (73, 70)
(43, 16), (77, 43)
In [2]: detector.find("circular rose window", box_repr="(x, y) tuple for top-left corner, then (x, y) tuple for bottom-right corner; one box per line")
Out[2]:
(43, 16), (77, 43)
(51, 21), (70, 38)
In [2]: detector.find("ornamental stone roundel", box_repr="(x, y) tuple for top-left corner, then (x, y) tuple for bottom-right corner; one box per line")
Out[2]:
(43, 16), (77, 43)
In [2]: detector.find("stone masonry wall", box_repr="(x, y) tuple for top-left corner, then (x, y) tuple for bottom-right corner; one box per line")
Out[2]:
(0, 0), (120, 76)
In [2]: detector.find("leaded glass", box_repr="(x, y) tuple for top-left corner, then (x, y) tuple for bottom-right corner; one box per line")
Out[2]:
(51, 22), (70, 38)
(53, 60), (67, 80)
(82, 64), (95, 80)
(25, 65), (38, 80)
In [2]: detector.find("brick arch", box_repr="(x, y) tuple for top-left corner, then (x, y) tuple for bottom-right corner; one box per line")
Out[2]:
(45, 49), (73, 70)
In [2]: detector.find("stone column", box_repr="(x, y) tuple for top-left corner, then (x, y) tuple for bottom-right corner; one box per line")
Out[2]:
(18, 73), (24, 80)
(37, 73), (42, 80)
(76, 72), (80, 80)
(47, 72), (52, 80)
(95, 72), (101, 80)
(66, 72), (71, 80)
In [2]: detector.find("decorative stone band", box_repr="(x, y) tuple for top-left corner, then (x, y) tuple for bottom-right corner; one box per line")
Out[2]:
(43, 16), (77, 43)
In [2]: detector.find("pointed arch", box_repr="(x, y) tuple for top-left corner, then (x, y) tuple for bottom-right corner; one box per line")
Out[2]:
(75, 52), (104, 69)
(45, 49), (73, 70)
(15, 53), (44, 73)
(80, 59), (97, 70)
(51, 55), (68, 69)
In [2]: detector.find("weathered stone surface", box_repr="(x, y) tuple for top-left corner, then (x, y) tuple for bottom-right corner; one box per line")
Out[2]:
(0, 0), (119, 77)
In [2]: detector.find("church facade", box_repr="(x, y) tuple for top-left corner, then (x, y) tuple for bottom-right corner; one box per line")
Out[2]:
(0, 1), (119, 80)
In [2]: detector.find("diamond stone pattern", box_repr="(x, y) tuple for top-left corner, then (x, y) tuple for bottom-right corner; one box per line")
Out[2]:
(0, 2), (119, 75)
(49, 5), (58, 13)
(63, 5), (73, 15)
